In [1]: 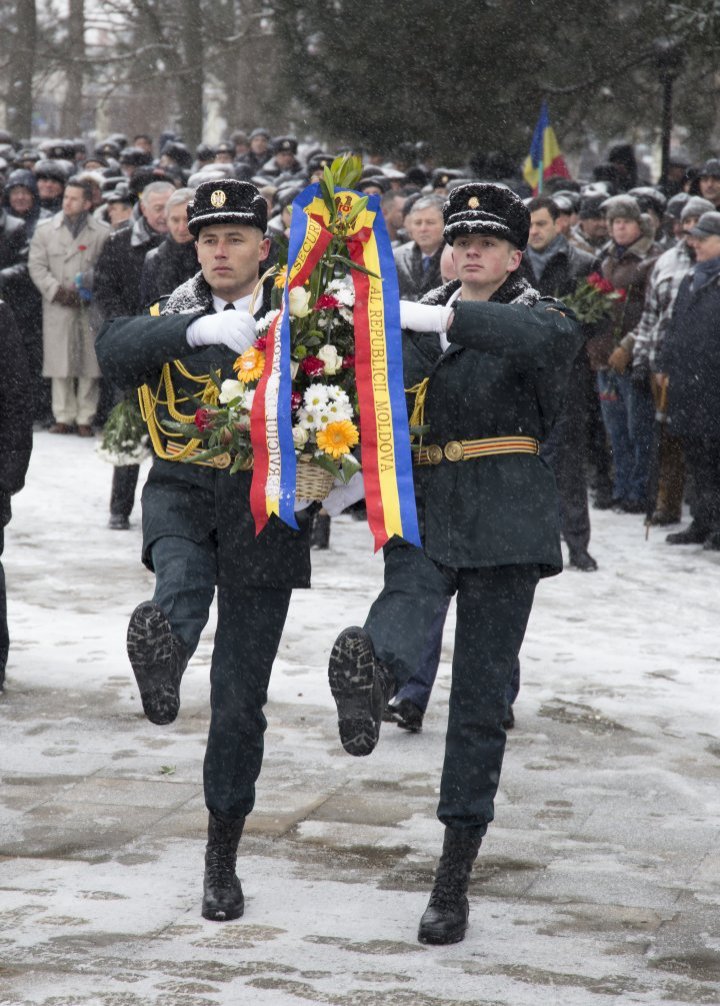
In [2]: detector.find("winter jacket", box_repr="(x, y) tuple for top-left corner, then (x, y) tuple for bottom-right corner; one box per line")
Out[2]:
(0, 300), (32, 522)
(660, 267), (720, 440)
(140, 238), (199, 307)
(28, 211), (110, 378)
(400, 274), (583, 574)
(2, 170), (51, 239)
(518, 237), (598, 299)
(630, 240), (694, 371)
(393, 241), (443, 302)
(586, 232), (662, 370)
(93, 215), (166, 322)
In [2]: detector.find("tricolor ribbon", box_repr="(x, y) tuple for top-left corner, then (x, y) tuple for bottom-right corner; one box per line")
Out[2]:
(250, 183), (420, 551)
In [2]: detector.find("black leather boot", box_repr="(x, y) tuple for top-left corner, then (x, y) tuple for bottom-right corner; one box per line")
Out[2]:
(328, 626), (395, 756)
(418, 825), (484, 945)
(126, 601), (188, 725)
(201, 812), (245, 921)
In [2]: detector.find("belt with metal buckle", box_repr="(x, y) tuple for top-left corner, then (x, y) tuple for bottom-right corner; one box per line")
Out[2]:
(164, 441), (234, 469)
(414, 436), (540, 466)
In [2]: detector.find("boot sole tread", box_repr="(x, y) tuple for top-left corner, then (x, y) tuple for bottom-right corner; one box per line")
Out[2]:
(127, 602), (179, 725)
(328, 628), (380, 757)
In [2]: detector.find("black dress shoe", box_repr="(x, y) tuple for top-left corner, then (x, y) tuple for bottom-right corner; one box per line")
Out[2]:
(568, 548), (598, 571)
(666, 523), (709, 545)
(390, 698), (424, 732)
(108, 513), (130, 530)
(127, 602), (188, 725)
(310, 512), (331, 549)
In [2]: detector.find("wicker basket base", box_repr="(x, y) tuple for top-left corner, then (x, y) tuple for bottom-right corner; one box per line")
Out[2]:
(295, 455), (335, 500)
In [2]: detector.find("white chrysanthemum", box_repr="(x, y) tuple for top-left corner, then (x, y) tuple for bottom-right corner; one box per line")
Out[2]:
(338, 307), (354, 325)
(325, 385), (349, 404)
(303, 384), (330, 409)
(298, 407), (318, 430)
(256, 309), (280, 333)
(326, 278), (355, 306)
(326, 400), (354, 421)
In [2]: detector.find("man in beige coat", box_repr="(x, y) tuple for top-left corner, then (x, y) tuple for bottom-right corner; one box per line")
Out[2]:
(28, 178), (109, 435)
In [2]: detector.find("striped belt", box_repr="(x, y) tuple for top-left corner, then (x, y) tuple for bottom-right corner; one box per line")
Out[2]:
(414, 435), (540, 466)
(164, 441), (234, 469)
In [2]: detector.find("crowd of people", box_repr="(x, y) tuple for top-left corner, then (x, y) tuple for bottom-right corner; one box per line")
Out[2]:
(1, 125), (719, 943)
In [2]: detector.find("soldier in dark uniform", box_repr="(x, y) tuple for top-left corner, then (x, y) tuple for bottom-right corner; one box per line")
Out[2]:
(327, 184), (582, 945)
(95, 179), (314, 923)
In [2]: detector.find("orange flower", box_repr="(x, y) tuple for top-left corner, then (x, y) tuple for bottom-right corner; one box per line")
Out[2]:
(233, 346), (265, 383)
(274, 265), (288, 288)
(316, 420), (359, 458)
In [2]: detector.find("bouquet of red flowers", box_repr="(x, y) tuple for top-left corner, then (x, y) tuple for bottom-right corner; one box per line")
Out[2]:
(564, 272), (626, 324)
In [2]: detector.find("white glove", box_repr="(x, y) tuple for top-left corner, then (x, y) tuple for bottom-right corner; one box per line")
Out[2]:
(186, 311), (257, 355)
(322, 471), (365, 517)
(400, 300), (454, 334)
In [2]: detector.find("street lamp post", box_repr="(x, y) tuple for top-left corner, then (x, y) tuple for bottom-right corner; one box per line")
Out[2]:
(654, 39), (685, 191)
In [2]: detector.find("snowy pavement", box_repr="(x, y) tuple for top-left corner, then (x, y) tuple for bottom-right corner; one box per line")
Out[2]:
(1, 431), (720, 1006)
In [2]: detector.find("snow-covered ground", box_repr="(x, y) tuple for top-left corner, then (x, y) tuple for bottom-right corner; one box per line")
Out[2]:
(1, 431), (719, 1006)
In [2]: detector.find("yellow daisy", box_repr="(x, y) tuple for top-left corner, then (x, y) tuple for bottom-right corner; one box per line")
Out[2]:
(233, 347), (265, 383)
(316, 420), (359, 458)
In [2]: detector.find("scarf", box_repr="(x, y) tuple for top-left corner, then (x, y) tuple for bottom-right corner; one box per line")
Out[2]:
(525, 234), (567, 280)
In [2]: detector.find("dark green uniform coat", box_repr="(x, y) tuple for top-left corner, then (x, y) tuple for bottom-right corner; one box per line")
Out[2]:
(404, 275), (583, 573)
(95, 272), (311, 588)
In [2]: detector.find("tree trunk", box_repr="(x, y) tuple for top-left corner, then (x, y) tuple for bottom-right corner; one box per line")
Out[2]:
(177, 0), (204, 149)
(7, 0), (37, 140)
(60, 0), (85, 137)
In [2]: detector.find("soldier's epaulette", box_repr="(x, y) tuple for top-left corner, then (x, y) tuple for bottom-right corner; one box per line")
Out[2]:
(146, 296), (171, 316)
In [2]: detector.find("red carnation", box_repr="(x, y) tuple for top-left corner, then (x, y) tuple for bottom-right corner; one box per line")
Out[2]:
(194, 407), (213, 432)
(300, 355), (325, 377)
(313, 293), (341, 311)
(291, 391), (302, 411)
(341, 353), (355, 370)
(77, 245), (87, 252)
(254, 335), (267, 351)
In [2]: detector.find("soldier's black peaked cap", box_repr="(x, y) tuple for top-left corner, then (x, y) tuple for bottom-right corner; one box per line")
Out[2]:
(187, 178), (268, 237)
(443, 183), (530, 250)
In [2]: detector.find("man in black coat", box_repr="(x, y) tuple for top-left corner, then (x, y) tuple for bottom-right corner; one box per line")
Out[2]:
(96, 178), (321, 924)
(327, 184), (582, 945)
(393, 194), (445, 301)
(94, 180), (174, 529)
(659, 210), (720, 549)
(0, 300), (33, 689)
(140, 187), (198, 305)
(518, 195), (599, 570)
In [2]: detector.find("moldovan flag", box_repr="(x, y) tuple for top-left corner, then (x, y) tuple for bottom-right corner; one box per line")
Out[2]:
(523, 102), (571, 194)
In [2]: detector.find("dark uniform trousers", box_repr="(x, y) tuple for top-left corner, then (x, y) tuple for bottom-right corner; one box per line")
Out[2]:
(364, 540), (540, 832)
(150, 533), (292, 822)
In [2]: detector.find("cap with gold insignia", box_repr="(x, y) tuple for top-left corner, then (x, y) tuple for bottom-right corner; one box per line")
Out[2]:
(186, 178), (268, 237)
(442, 182), (530, 250)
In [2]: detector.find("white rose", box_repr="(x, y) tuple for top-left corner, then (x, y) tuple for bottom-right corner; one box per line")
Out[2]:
(292, 425), (309, 448)
(289, 287), (311, 318)
(219, 379), (245, 405)
(317, 344), (340, 375)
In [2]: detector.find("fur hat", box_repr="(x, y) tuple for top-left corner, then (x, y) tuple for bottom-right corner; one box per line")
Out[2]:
(187, 178), (267, 237)
(680, 196), (715, 222)
(601, 194), (642, 222)
(442, 183), (530, 249)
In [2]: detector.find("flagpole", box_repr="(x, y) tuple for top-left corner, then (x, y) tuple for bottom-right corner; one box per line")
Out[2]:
(537, 161), (543, 194)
